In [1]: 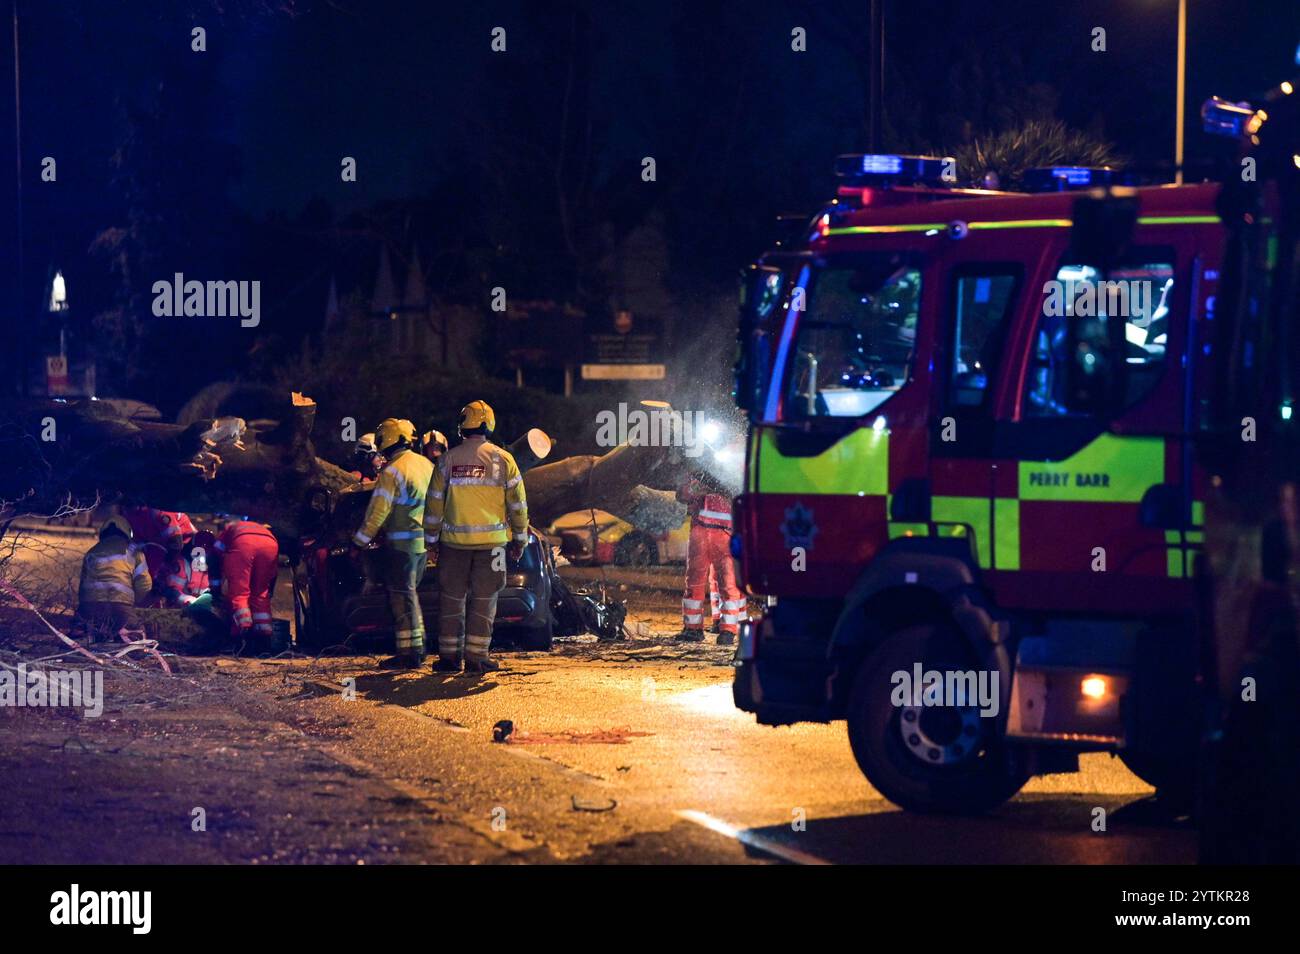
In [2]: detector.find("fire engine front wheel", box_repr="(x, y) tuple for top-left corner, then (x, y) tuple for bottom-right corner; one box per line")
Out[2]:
(846, 624), (1029, 814)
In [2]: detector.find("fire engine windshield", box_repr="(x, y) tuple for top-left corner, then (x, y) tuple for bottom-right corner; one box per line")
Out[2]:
(784, 256), (920, 419)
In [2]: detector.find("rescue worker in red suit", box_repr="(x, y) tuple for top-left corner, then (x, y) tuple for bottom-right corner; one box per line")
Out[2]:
(159, 530), (214, 608)
(675, 471), (745, 645)
(123, 506), (196, 588)
(211, 517), (279, 650)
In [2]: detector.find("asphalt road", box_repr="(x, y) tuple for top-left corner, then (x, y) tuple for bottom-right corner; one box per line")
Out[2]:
(0, 527), (1196, 864)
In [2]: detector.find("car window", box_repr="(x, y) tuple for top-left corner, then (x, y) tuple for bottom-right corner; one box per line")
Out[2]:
(1024, 257), (1173, 418)
(784, 256), (921, 419)
(948, 270), (1019, 410)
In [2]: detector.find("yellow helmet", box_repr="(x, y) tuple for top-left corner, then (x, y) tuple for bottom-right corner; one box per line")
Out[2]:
(375, 417), (416, 452)
(422, 429), (448, 453)
(458, 400), (496, 435)
(99, 515), (133, 539)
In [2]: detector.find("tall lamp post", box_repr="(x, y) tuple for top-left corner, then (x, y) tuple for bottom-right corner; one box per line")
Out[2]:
(1174, 0), (1188, 185)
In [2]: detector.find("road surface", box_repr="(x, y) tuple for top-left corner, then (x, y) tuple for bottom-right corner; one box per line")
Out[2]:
(0, 527), (1195, 864)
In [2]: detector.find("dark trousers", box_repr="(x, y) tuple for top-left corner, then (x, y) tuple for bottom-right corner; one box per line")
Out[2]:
(437, 545), (505, 661)
(384, 549), (427, 654)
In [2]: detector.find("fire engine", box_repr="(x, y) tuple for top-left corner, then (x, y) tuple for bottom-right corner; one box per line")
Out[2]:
(730, 153), (1226, 812)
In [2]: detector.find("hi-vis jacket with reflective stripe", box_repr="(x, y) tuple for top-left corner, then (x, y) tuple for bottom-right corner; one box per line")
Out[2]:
(425, 435), (528, 550)
(79, 536), (151, 606)
(353, 448), (434, 554)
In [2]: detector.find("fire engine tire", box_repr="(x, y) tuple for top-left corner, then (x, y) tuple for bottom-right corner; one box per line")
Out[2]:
(846, 623), (1029, 815)
(1116, 750), (1196, 804)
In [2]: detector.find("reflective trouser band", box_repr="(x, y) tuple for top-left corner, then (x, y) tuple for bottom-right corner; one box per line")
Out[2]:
(698, 510), (732, 523)
(395, 627), (425, 651)
(682, 599), (704, 609)
(683, 613), (704, 625)
(352, 531), (373, 545)
(721, 599), (746, 611)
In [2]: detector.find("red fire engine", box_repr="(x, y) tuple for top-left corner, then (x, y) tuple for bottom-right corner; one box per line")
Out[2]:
(731, 155), (1224, 812)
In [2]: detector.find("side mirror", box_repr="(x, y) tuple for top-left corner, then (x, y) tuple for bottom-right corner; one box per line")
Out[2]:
(734, 265), (785, 413)
(307, 486), (334, 516)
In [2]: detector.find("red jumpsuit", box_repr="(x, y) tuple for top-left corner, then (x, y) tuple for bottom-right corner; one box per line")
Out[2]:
(159, 553), (210, 606)
(213, 521), (278, 636)
(678, 477), (745, 636)
(123, 507), (196, 580)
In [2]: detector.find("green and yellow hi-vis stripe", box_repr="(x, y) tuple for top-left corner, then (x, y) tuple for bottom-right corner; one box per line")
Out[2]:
(824, 214), (1218, 238)
(753, 426), (1202, 577)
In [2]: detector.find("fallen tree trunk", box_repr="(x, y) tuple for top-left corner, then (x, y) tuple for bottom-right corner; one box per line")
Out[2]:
(2, 391), (686, 541)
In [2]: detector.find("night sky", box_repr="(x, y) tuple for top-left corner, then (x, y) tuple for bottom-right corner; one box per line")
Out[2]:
(3, 0), (1298, 403)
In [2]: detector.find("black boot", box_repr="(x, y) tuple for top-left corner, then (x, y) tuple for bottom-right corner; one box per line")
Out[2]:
(435, 656), (463, 673)
(674, 629), (705, 642)
(381, 650), (427, 670)
(716, 631), (735, 646)
(464, 655), (501, 673)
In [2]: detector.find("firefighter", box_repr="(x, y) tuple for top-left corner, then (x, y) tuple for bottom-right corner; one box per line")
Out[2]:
(351, 433), (385, 482)
(159, 530), (213, 608)
(676, 469), (744, 645)
(351, 418), (434, 667)
(212, 516), (280, 650)
(421, 428), (449, 465)
(424, 400), (528, 673)
(76, 516), (151, 642)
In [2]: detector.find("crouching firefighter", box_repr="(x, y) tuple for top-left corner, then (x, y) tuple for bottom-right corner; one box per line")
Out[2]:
(351, 418), (434, 667)
(424, 400), (528, 673)
(76, 516), (151, 642)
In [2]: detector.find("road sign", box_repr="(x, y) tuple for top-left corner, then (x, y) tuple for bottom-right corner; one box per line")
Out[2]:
(580, 363), (666, 381)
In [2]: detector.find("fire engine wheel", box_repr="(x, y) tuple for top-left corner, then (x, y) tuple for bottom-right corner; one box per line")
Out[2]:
(846, 624), (1029, 815)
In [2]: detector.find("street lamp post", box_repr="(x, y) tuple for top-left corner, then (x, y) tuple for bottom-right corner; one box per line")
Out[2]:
(1175, 0), (1187, 184)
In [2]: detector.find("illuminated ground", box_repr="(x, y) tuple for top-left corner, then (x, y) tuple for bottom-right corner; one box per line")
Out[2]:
(0, 529), (1195, 864)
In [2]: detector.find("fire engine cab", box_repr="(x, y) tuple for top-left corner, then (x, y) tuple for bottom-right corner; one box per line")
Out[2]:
(731, 155), (1224, 813)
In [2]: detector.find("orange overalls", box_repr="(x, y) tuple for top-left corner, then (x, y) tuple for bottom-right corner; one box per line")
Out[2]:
(678, 477), (744, 636)
(213, 521), (278, 636)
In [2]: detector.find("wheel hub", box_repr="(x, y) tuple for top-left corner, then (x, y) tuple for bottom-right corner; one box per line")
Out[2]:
(897, 704), (982, 766)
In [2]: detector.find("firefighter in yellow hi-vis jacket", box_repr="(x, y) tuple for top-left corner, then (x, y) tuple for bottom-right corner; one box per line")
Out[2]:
(424, 400), (528, 673)
(351, 418), (434, 667)
(76, 516), (151, 641)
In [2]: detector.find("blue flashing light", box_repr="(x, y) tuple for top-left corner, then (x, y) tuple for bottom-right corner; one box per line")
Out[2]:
(856, 154), (904, 175)
(834, 153), (956, 187)
(1023, 166), (1119, 192)
(1202, 96), (1255, 138)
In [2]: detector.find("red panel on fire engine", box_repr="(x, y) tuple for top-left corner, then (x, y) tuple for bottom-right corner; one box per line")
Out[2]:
(1017, 501), (1165, 576)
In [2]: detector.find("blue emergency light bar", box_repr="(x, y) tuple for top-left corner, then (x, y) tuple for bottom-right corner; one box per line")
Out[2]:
(1022, 166), (1122, 192)
(834, 154), (956, 186)
(1201, 96), (1256, 138)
